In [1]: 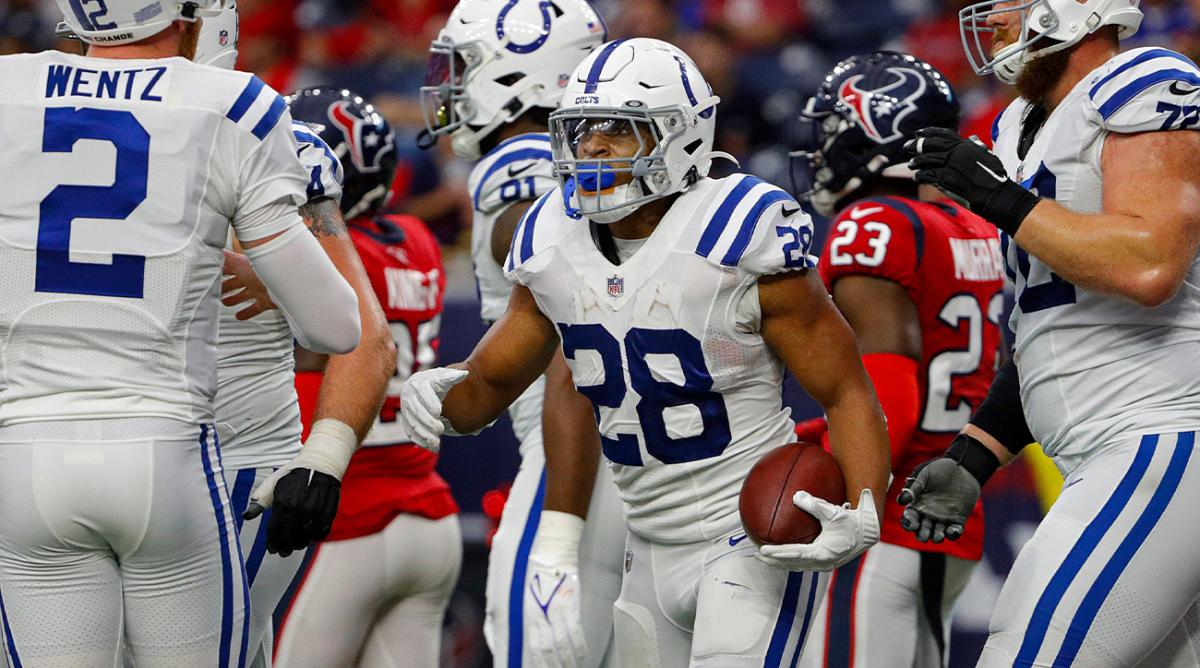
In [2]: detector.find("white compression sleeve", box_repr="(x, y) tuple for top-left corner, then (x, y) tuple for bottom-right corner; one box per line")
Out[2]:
(242, 224), (361, 354)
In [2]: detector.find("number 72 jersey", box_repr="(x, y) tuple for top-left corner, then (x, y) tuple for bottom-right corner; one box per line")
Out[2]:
(506, 174), (817, 545)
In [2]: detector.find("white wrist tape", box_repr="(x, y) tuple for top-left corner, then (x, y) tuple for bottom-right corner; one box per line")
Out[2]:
(292, 418), (359, 481)
(531, 510), (585, 568)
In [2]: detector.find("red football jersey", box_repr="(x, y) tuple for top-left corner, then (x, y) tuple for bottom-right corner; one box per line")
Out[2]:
(819, 196), (1005, 560)
(295, 213), (457, 542)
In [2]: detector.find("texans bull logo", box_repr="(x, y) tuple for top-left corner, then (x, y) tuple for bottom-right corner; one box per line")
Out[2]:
(836, 67), (926, 144)
(327, 100), (396, 173)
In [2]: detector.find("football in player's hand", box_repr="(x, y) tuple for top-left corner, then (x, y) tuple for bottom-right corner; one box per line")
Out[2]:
(739, 442), (846, 545)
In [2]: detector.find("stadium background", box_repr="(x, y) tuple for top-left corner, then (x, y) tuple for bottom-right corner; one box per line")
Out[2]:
(4, 0), (1197, 664)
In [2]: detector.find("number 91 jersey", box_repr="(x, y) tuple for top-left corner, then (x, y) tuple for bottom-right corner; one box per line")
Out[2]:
(993, 47), (1200, 460)
(506, 174), (817, 544)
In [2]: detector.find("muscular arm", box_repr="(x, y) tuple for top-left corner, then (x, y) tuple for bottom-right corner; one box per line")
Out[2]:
(441, 285), (561, 433)
(760, 271), (890, 517)
(300, 198), (397, 441)
(1013, 131), (1200, 307)
(541, 351), (602, 518)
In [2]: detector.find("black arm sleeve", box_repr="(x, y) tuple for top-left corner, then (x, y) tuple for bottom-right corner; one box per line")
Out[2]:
(968, 357), (1034, 455)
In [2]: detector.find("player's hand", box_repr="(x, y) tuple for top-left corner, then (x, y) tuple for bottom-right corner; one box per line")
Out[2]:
(222, 250), (277, 320)
(399, 367), (469, 453)
(756, 488), (880, 572)
(904, 127), (1038, 235)
(245, 419), (357, 557)
(525, 554), (588, 668)
(896, 458), (981, 544)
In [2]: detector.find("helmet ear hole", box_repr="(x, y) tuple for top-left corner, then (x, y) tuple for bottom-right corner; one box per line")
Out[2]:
(494, 73), (526, 87)
(683, 139), (703, 155)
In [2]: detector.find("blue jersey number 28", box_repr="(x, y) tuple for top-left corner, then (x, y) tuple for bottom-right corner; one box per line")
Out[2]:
(559, 324), (731, 466)
(37, 107), (150, 298)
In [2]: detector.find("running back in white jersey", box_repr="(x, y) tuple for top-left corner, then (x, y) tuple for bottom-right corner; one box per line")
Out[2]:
(0, 51), (309, 427)
(215, 123), (344, 470)
(468, 132), (556, 323)
(993, 47), (1200, 461)
(505, 174), (816, 544)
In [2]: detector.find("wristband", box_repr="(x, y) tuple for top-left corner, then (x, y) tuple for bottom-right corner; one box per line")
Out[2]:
(944, 433), (1001, 487)
(982, 180), (1040, 237)
(531, 510), (584, 569)
(295, 418), (359, 480)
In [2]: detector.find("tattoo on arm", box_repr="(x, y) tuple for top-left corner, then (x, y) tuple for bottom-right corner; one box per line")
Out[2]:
(300, 198), (348, 238)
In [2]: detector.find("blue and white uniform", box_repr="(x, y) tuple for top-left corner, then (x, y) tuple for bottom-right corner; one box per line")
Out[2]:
(506, 174), (828, 667)
(984, 47), (1200, 667)
(468, 133), (627, 668)
(0, 51), (309, 666)
(214, 121), (343, 668)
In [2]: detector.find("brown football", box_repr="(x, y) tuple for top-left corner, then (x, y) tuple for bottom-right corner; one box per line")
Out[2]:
(739, 442), (847, 546)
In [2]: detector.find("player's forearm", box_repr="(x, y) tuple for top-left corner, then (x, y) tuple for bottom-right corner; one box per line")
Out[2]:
(824, 382), (891, 517)
(1015, 200), (1191, 307)
(541, 353), (601, 518)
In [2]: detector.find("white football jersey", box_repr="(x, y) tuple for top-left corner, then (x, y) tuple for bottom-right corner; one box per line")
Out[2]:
(506, 174), (817, 544)
(215, 123), (343, 470)
(0, 52), (308, 427)
(468, 132), (556, 323)
(994, 47), (1200, 460)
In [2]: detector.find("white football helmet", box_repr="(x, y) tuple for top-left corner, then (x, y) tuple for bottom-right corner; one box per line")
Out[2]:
(420, 0), (607, 160)
(549, 38), (727, 224)
(961, 0), (1143, 83)
(194, 0), (238, 69)
(54, 0), (229, 47)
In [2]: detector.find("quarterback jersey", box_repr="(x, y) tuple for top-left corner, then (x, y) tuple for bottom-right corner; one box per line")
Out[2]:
(295, 214), (455, 542)
(0, 52), (308, 426)
(468, 132), (557, 322)
(820, 196), (1003, 560)
(214, 123), (344, 470)
(993, 47), (1200, 459)
(506, 174), (817, 544)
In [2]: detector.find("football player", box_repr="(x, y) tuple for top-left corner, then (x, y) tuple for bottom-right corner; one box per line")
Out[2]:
(272, 88), (461, 668)
(401, 38), (890, 667)
(420, 2), (626, 667)
(788, 52), (1004, 668)
(0, 2), (361, 665)
(195, 13), (397, 666)
(902, 0), (1200, 665)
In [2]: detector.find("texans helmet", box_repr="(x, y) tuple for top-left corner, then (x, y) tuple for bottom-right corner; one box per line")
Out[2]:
(791, 51), (960, 216)
(288, 87), (398, 220)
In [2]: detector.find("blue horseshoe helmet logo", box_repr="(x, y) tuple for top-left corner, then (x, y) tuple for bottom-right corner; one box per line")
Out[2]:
(495, 0), (556, 54)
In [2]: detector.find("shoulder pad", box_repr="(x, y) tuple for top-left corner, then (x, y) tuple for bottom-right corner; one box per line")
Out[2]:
(1087, 48), (1200, 132)
(470, 133), (556, 215)
(504, 190), (573, 281)
(692, 174), (815, 275)
(224, 74), (290, 142)
(292, 121), (344, 204)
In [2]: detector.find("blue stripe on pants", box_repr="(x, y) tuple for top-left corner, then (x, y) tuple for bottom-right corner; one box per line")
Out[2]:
(213, 436), (252, 668)
(1052, 432), (1195, 667)
(764, 571), (806, 667)
(200, 425), (250, 668)
(0, 587), (21, 668)
(1016, 434), (1157, 665)
(791, 573), (821, 668)
(508, 470), (547, 668)
(230, 469), (258, 533)
(245, 517), (271, 586)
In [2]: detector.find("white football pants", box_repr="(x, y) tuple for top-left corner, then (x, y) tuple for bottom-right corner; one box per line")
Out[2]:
(0, 420), (248, 668)
(980, 430), (1200, 667)
(483, 380), (626, 668)
(273, 513), (461, 668)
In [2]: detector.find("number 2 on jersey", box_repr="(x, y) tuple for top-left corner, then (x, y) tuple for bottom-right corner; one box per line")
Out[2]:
(921, 292), (1003, 432)
(559, 324), (731, 466)
(37, 107), (150, 298)
(828, 219), (892, 267)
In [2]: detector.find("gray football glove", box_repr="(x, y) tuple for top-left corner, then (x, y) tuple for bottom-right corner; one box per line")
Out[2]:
(896, 459), (980, 544)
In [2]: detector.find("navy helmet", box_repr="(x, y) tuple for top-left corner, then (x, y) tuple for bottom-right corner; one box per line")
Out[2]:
(288, 87), (398, 220)
(791, 51), (960, 216)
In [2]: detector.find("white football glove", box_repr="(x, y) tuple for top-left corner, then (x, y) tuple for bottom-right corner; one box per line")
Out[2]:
(398, 367), (470, 453)
(757, 488), (880, 572)
(525, 511), (588, 668)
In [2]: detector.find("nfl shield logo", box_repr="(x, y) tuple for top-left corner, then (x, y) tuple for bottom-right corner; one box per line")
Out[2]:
(607, 275), (624, 298)
(219, 29), (229, 46)
(558, 72), (570, 88)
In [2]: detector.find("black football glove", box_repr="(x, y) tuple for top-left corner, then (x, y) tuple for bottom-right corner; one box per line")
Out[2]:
(244, 468), (341, 557)
(904, 127), (1039, 236)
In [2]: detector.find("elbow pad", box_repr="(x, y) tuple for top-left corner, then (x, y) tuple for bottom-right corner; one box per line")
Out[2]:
(243, 225), (361, 354)
(968, 357), (1033, 455)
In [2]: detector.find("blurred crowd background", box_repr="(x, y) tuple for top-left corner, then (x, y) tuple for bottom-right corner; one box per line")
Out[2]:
(5, 1), (1197, 664)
